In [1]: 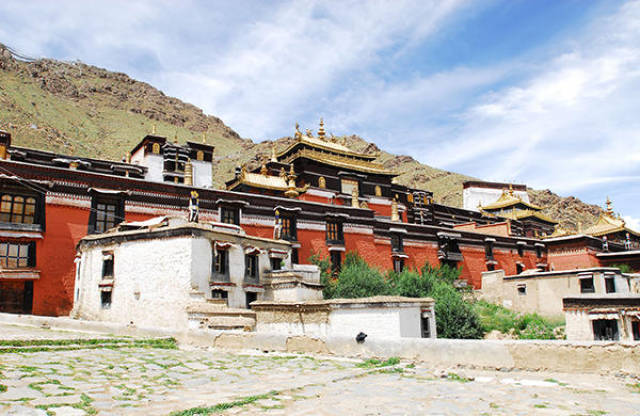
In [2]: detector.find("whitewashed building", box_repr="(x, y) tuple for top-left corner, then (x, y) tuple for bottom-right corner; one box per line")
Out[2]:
(72, 216), (322, 330)
(563, 295), (640, 341)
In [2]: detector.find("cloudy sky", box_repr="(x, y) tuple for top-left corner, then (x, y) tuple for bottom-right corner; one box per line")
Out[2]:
(1, 0), (639, 224)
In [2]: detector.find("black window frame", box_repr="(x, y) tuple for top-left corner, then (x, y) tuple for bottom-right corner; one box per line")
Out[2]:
(220, 206), (240, 226)
(102, 252), (114, 278)
(393, 257), (404, 273)
(100, 290), (112, 309)
(326, 220), (344, 244)
(484, 242), (494, 259)
(330, 250), (342, 274)
(0, 189), (45, 230)
(0, 241), (36, 268)
(580, 277), (595, 293)
(212, 249), (230, 281)
(605, 276), (616, 293)
(280, 214), (297, 241)
(270, 257), (282, 271)
(391, 234), (403, 253)
(517, 245), (524, 257)
(245, 253), (259, 282)
(88, 196), (124, 234)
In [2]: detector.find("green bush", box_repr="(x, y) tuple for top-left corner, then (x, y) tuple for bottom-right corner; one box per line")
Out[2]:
(329, 252), (391, 299)
(473, 300), (564, 340)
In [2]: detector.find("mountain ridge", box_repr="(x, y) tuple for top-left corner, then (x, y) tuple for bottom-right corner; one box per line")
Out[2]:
(0, 42), (604, 231)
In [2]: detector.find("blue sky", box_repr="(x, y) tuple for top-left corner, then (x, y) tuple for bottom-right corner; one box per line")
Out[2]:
(1, 0), (639, 225)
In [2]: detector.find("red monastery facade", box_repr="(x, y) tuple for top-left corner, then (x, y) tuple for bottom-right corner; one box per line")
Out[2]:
(0, 122), (637, 316)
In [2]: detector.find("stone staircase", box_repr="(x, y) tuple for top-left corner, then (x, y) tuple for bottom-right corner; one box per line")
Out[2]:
(186, 298), (256, 332)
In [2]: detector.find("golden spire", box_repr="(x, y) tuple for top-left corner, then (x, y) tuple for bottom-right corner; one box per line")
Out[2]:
(606, 196), (613, 215)
(173, 132), (178, 144)
(125, 152), (131, 164)
(305, 128), (313, 137)
(508, 183), (514, 196)
(271, 143), (277, 162)
(202, 132), (206, 144)
(184, 159), (193, 186)
(151, 124), (157, 135)
(289, 164), (295, 176)
(317, 118), (326, 139)
(260, 163), (268, 175)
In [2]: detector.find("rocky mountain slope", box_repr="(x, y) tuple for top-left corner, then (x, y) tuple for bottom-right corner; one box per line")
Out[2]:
(0, 43), (603, 231)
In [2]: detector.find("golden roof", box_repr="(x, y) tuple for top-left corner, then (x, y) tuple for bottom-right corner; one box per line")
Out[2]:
(497, 209), (558, 224)
(544, 224), (572, 238)
(227, 171), (309, 193)
(278, 120), (379, 160)
(280, 148), (395, 175)
(479, 188), (542, 211)
(579, 199), (639, 237)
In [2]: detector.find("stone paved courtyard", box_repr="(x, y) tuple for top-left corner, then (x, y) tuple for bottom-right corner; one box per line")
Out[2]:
(0, 324), (639, 415)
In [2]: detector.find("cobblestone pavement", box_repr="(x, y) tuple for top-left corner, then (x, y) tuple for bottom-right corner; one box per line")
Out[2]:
(0, 324), (639, 415)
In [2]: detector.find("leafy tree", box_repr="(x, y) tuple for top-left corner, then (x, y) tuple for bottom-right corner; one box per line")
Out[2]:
(330, 252), (391, 298)
(611, 263), (634, 274)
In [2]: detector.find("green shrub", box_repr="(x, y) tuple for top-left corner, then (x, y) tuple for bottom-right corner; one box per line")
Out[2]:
(330, 253), (391, 299)
(611, 263), (634, 274)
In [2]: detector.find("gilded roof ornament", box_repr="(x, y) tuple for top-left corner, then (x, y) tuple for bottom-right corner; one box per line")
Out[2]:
(294, 123), (302, 140)
(260, 163), (268, 175)
(305, 128), (313, 137)
(270, 144), (277, 162)
(279, 167), (286, 178)
(317, 118), (326, 139)
(151, 124), (157, 135)
(202, 132), (207, 144)
(606, 196), (613, 215)
(173, 132), (178, 144)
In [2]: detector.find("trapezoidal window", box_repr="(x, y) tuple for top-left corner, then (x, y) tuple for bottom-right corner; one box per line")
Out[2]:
(102, 252), (114, 278)
(212, 249), (229, 281)
(330, 251), (342, 274)
(580, 277), (595, 294)
(391, 234), (403, 253)
(0, 194), (37, 225)
(592, 319), (619, 341)
(605, 277), (616, 293)
(220, 206), (240, 226)
(0, 242), (35, 268)
(245, 254), (259, 282)
(393, 258), (404, 273)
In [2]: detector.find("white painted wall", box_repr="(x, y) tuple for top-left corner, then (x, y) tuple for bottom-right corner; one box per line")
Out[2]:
(75, 237), (194, 329)
(137, 153), (164, 183)
(192, 160), (212, 188)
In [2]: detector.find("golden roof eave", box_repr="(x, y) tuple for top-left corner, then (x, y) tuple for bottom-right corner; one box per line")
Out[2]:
(281, 148), (396, 175)
(227, 172), (309, 194)
(276, 137), (379, 161)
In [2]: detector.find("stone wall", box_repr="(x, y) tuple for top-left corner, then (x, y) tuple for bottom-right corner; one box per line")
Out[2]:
(1, 312), (638, 375)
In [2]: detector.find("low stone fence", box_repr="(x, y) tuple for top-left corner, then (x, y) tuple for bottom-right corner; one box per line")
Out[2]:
(1, 312), (637, 375)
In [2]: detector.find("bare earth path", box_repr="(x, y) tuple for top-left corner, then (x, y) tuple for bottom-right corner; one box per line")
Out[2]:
(0, 323), (638, 415)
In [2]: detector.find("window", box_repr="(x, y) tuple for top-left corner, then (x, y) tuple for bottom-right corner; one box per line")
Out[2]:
(393, 258), (404, 273)
(89, 197), (124, 234)
(605, 277), (616, 293)
(0, 194), (37, 224)
(280, 215), (297, 241)
(330, 251), (342, 274)
(516, 263), (524, 274)
(487, 263), (495, 272)
(102, 253), (114, 278)
(100, 290), (112, 309)
(592, 319), (619, 341)
(0, 242), (35, 268)
(421, 315), (431, 338)
(484, 242), (494, 259)
(291, 248), (299, 265)
(270, 257), (282, 271)
(517, 245), (524, 257)
(245, 254), (259, 282)
(517, 284), (526, 295)
(212, 249), (229, 280)
(211, 289), (228, 300)
(580, 277), (595, 293)
(341, 179), (358, 195)
(326, 221), (344, 243)
(245, 292), (258, 308)
(391, 234), (403, 253)
(633, 321), (640, 341)
(220, 207), (240, 225)
(535, 245), (543, 258)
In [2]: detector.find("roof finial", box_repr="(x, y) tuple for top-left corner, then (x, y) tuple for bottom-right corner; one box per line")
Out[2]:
(271, 143), (277, 162)
(318, 118), (326, 139)
(260, 163), (268, 175)
(151, 124), (157, 135)
(606, 196), (613, 214)
(173, 131), (178, 144)
(294, 123), (302, 140)
(508, 183), (514, 196)
(202, 132), (206, 144)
